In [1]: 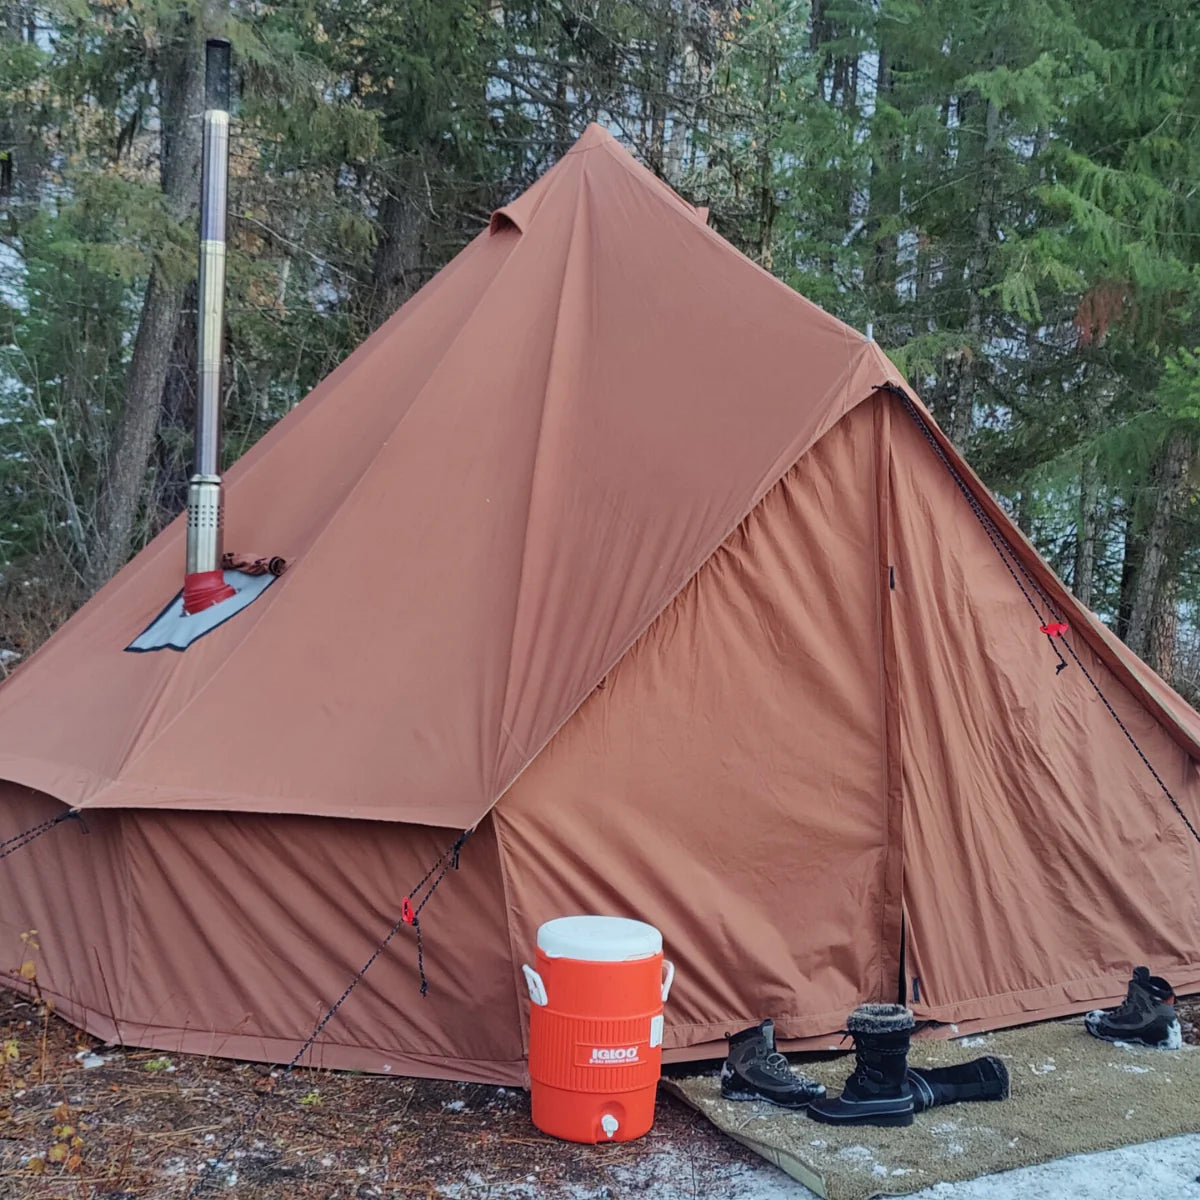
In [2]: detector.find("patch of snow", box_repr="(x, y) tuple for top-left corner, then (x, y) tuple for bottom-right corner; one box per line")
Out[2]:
(958, 1036), (987, 1047)
(74, 1051), (107, 1069)
(1030, 1060), (1056, 1075)
(1109, 1063), (1150, 1073)
(903, 1133), (1200, 1199)
(443, 1099), (467, 1112)
(929, 1120), (961, 1135)
(836, 1145), (874, 1161)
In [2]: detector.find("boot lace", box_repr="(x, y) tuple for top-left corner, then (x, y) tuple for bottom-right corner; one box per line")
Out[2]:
(1103, 983), (1140, 1021)
(760, 1050), (795, 1080)
(851, 1049), (877, 1086)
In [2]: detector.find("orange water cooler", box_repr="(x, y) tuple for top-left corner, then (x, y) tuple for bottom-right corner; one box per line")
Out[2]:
(523, 915), (674, 1144)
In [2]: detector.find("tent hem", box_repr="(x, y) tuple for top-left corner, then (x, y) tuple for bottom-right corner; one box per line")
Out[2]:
(3, 976), (528, 1085)
(911, 965), (1200, 1031)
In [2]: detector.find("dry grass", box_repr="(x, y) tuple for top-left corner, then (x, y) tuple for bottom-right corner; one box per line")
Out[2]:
(0, 989), (759, 1200)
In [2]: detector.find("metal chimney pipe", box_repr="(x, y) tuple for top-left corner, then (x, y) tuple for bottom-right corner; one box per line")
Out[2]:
(183, 37), (236, 614)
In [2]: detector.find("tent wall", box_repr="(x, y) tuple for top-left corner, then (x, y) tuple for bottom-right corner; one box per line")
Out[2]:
(0, 785), (527, 1084)
(5, 387), (1200, 1083)
(885, 396), (1200, 1026)
(495, 396), (900, 1054)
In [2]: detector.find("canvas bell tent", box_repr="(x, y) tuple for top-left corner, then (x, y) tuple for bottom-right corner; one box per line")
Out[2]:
(2, 126), (1199, 1085)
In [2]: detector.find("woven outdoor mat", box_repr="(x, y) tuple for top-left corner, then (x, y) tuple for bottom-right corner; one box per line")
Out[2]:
(665, 1017), (1200, 1199)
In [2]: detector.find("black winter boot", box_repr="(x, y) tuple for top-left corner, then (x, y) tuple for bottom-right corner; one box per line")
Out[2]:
(720, 1020), (826, 1109)
(1085, 967), (1181, 1050)
(907, 1056), (1010, 1113)
(808, 1004), (915, 1127)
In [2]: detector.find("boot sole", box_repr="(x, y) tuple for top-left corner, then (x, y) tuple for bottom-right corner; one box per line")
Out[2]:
(1083, 1015), (1182, 1051)
(807, 1106), (914, 1128)
(720, 1086), (821, 1109)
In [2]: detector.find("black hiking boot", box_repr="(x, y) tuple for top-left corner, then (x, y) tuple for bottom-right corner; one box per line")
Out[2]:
(1085, 967), (1182, 1050)
(720, 1020), (826, 1109)
(808, 1004), (915, 1127)
(907, 1056), (1010, 1113)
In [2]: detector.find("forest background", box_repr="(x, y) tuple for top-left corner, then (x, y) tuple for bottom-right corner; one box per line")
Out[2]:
(3, 0), (1200, 699)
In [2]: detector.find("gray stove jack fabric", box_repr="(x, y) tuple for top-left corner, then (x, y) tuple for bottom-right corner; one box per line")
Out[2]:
(127, 571), (277, 652)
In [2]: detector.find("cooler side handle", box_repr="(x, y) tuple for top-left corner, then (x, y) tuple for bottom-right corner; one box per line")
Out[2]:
(521, 963), (548, 1007)
(661, 959), (675, 1003)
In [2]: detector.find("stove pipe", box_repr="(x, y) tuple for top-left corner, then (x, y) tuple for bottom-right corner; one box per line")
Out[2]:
(183, 38), (236, 615)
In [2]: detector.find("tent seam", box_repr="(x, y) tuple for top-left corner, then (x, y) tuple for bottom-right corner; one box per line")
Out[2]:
(491, 158), (595, 783)
(482, 357), (890, 821)
(106, 223), (538, 790)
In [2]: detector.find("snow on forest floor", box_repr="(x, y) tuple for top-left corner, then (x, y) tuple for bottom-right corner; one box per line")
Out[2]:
(2, 989), (1197, 1199)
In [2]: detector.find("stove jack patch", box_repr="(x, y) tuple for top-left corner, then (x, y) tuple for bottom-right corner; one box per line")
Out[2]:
(126, 570), (277, 653)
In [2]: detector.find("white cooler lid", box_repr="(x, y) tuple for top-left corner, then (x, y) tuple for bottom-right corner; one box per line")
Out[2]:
(537, 915), (661, 962)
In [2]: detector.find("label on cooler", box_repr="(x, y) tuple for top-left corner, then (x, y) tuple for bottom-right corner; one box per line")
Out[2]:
(579, 1041), (645, 1067)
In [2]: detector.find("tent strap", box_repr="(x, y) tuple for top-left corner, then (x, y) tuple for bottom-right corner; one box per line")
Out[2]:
(896, 390), (1200, 851)
(0, 808), (83, 863)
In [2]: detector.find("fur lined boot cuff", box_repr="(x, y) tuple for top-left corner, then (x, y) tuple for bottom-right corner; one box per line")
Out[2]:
(846, 1004), (915, 1035)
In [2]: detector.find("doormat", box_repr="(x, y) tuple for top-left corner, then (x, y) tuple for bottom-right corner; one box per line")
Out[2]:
(665, 1017), (1200, 1200)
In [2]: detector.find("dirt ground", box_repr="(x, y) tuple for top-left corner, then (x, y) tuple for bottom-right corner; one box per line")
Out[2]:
(1, 990), (1195, 1200)
(0, 988), (770, 1200)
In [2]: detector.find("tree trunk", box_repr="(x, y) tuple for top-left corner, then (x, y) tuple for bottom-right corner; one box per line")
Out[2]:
(363, 165), (428, 332)
(952, 91), (1000, 448)
(1126, 429), (1191, 657)
(647, 5), (675, 176)
(757, 34), (778, 269)
(1073, 453), (1099, 608)
(864, 32), (897, 304)
(1116, 499), (1140, 641)
(1149, 574), (1178, 682)
(86, 2), (219, 591)
(154, 277), (199, 526)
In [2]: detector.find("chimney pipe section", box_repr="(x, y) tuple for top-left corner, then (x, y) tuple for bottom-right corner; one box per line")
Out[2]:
(183, 38), (236, 614)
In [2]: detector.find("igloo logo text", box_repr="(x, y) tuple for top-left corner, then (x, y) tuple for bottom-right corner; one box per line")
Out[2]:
(590, 1046), (639, 1065)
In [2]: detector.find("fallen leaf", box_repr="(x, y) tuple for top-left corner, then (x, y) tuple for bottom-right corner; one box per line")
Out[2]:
(18, 960), (36, 981)
(52, 1102), (70, 1122)
(66, 1153), (83, 1173)
(3, 1039), (19, 1063)
(26, 1157), (45, 1176)
(47, 1142), (68, 1164)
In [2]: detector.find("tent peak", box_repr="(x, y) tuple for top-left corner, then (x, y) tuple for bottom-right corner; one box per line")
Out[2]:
(489, 123), (708, 238)
(572, 122), (616, 150)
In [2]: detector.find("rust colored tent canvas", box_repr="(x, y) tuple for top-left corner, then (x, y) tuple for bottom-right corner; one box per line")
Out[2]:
(2, 126), (1199, 1084)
